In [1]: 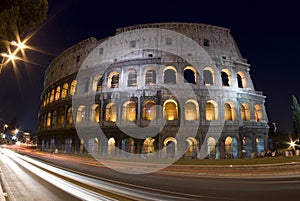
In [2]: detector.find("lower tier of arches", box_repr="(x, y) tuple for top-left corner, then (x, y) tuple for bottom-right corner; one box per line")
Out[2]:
(37, 127), (269, 159)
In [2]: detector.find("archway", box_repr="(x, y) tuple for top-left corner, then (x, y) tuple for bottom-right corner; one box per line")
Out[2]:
(88, 137), (99, 155)
(121, 138), (135, 156)
(108, 137), (116, 157)
(164, 137), (177, 159)
(185, 137), (198, 159)
(143, 100), (156, 120)
(256, 137), (264, 156)
(185, 100), (199, 120)
(207, 137), (216, 159)
(143, 138), (155, 154)
(225, 137), (238, 159)
(50, 138), (55, 152)
(183, 66), (196, 84)
(242, 137), (252, 158)
(163, 66), (177, 84)
(64, 138), (72, 154)
(163, 100), (178, 120)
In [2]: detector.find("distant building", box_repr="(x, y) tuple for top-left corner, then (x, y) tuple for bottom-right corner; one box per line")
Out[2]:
(38, 22), (269, 159)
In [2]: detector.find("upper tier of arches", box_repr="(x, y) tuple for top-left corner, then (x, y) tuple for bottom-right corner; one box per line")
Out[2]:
(42, 64), (251, 107)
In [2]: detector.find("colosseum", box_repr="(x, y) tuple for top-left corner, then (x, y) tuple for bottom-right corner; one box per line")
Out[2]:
(37, 22), (269, 159)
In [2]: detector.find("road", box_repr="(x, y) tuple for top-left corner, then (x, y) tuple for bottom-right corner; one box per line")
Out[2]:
(0, 149), (80, 201)
(1, 146), (300, 201)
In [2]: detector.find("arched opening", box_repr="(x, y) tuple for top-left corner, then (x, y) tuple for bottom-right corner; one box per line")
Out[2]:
(163, 66), (177, 84)
(207, 137), (216, 159)
(256, 137), (264, 156)
(92, 74), (103, 92)
(185, 137), (198, 159)
(55, 86), (61, 101)
(97, 77), (103, 91)
(89, 104), (100, 123)
(70, 80), (77, 96)
(43, 95), (47, 106)
(143, 138), (155, 154)
(108, 71), (120, 89)
(127, 69), (137, 86)
(185, 100), (199, 120)
(241, 103), (250, 121)
(164, 137), (177, 159)
(47, 112), (51, 127)
(143, 100), (156, 120)
(47, 92), (50, 104)
(242, 137), (253, 158)
(108, 137), (116, 156)
(67, 107), (73, 125)
(183, 66), (196, 84)
(224, 102), (236, 121)
(105, 103), (117, 122)
(225, 137), (238, 159)
(221, 69), (231, 87)
(61, 83), (68, 98)
(206, 100), (218, 120)
(88, 137), (99, 155)
(76, 105), (86, 124)
(50, 89), (55, 103)
(237, 71), (247, 88)
(122, 101), (136, 121)
(203, 67), (214, 86)
(163, 100), (178, 120)
(50, 138), (55, 152)
(121, 138), (135, 155)
(64, 138), (72, 154)
(254, 104), (263, 122)
(145, 69), (156, 85)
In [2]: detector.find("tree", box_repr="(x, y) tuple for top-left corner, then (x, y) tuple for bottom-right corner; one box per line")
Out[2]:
(0, 0), (48, 52)
(292, 95), (300, 136)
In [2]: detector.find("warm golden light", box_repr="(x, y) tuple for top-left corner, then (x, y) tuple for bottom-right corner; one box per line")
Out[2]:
(1, 52), (9, 57)
(289, 141), (296, 149)
(8, 53), (16, 62)
(11, 40), (26, 50)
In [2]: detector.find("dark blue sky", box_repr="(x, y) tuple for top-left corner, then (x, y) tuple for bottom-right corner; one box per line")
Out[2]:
(0, 0), (299, 133)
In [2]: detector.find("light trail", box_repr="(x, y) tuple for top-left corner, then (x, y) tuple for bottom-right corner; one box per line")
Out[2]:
(0, 148), (226, 201)
(0, 148), (116, 201)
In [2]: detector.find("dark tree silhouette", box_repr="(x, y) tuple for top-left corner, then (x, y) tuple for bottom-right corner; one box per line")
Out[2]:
(0, 0), (48, 52)
(292, 95), (300, 136)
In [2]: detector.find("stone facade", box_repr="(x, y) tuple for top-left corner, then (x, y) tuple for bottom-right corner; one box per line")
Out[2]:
(38, 22), (269, 159)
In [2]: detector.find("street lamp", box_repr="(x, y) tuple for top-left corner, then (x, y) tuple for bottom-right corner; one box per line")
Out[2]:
(0, 39), (27, 73)
(289, 141), (296, 149)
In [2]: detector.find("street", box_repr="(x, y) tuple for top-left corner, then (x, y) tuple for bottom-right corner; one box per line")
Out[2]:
(1, 147), (300, 201)
(0, 149), (80, 201)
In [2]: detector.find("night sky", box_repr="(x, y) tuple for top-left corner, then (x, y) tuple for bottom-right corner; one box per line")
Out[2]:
(0, 0), (299, 134)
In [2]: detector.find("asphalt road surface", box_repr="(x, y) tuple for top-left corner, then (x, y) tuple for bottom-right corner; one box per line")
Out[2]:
(0, 149), (81, 201)
(1, 147), (300, 201)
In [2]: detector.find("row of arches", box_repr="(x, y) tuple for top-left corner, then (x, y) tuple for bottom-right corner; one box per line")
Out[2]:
(94, 66), (247, 90)
(41, 135), (266, 159)
(42, 80), (77, 107)
(40, 99), (263, 129)
(42, 66), (249, 108)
